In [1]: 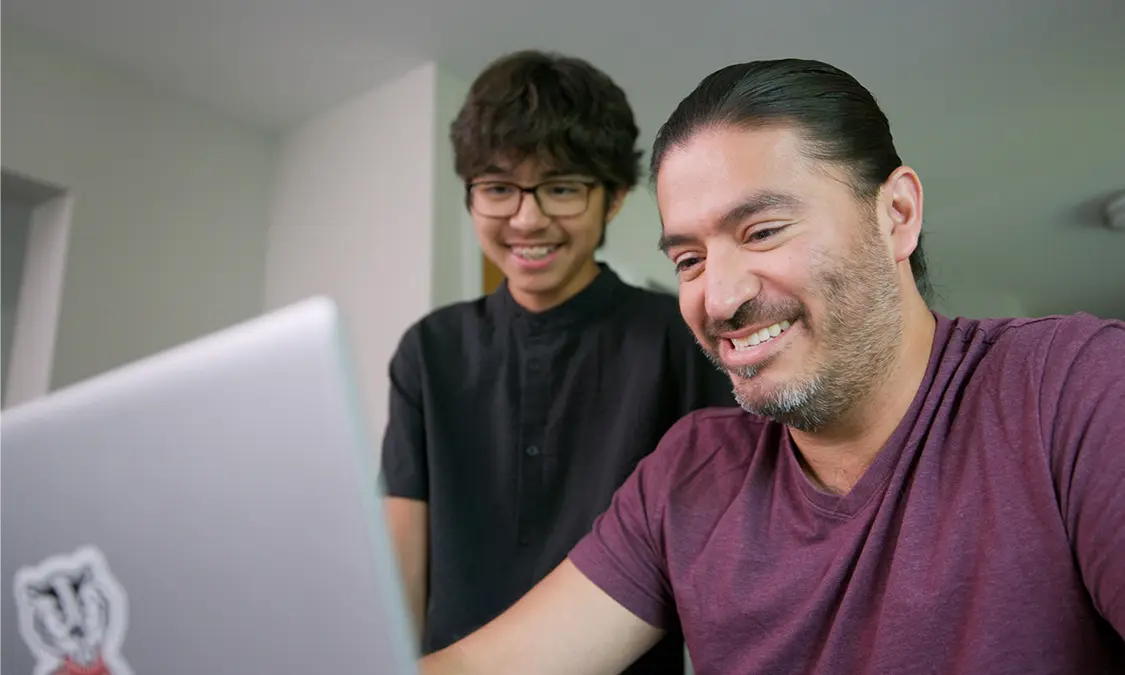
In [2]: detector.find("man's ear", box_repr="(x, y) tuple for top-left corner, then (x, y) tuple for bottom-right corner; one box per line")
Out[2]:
(605, 188), (628, 224)
(879, 166), (924, 264)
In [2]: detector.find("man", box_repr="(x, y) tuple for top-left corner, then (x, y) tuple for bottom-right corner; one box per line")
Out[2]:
(418, 58), (1125, 674)
(380, 50), (734, 674)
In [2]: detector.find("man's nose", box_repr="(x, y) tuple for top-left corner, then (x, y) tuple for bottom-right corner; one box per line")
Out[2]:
(508, 191), (548, 232)
(704, 250), (761, 322)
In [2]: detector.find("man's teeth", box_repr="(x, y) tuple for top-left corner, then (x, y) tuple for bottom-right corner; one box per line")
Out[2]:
(731, 320), (792, 350)
(512, 245), (558, 260)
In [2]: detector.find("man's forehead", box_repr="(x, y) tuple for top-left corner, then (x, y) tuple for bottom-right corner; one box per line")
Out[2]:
(658, 126), (805, 184)
(655, 126), (834, 226)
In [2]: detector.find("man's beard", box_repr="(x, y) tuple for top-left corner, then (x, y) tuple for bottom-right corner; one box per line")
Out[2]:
(698, 221), (902, 432)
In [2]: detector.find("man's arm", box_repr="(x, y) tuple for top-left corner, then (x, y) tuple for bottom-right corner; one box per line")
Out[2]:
(420, 560), (662, 675)
(380, 326), (430, 640)
(386, 497), (428, 639)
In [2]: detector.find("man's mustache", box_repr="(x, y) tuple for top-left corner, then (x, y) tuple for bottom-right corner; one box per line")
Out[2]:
(704, 298), (804, 342)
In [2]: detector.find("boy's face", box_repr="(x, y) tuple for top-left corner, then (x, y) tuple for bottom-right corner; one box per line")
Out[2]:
(469, 158), (624, 312)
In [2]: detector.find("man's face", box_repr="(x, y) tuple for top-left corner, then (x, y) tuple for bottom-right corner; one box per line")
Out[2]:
(470, 159), (622, 310)
(657, 125), (903, 431)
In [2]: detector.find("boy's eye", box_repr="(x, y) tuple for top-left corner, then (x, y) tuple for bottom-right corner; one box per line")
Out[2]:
(482, 184), (514, 195)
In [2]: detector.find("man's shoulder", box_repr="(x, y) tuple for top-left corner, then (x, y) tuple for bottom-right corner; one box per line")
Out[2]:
(943, 314), (1125, 437)
(639, 407), (775, 500)
(964, 311), (1121, 341)
(955, 312), (1125, 373)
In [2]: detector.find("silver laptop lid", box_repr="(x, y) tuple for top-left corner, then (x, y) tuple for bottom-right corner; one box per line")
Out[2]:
(2, 296), (417, 675)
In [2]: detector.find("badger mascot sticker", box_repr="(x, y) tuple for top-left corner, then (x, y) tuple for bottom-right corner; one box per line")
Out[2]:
(13, 546), (134, 675)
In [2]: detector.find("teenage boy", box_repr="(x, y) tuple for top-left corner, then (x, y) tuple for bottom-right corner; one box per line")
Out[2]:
(380, 50), (734, 674)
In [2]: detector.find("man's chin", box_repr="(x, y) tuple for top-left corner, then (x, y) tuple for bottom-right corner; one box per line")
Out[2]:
(723, 353), (784, 381)
(730, 369), (793, 407)
(732, 383), (795, 422)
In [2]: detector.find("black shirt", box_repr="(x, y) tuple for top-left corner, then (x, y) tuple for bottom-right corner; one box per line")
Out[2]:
(380, 264), (734, 673)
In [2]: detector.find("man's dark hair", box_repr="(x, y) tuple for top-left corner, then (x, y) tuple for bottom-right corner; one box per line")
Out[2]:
(451, 49), (642, 198)
(651, 58), (932, 300)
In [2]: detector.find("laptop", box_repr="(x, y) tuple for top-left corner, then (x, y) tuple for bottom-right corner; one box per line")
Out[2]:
(1, 296), (418, 675)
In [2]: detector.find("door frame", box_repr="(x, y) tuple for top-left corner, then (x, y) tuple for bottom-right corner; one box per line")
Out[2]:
(2, 170), (73, 408)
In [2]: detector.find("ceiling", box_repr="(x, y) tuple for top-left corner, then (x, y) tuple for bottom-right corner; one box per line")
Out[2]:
(5, 0), (1125, 317)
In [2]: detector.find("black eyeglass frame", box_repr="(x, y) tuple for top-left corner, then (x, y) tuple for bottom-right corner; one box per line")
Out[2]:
(465, 179), (602, 218)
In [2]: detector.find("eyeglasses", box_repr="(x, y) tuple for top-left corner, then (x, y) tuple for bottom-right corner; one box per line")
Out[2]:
(466, 179), (599, 218)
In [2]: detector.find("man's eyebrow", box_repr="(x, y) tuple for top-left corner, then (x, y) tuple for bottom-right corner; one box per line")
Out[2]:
(657, 231), (695, 255)
(657, 190), (802, 255)
(717, 191), (802, 230)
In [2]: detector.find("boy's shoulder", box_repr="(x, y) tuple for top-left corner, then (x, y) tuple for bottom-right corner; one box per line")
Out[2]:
(395, 278), (687, 354)
(613, 279), (683, 325)
(392, 296), (491, 358)
(416, 296), (491, 332)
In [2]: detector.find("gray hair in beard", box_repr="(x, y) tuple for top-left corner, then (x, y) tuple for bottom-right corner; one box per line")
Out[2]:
(693, 219), (901, 432)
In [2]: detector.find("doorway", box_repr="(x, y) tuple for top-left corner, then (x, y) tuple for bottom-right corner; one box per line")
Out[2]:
(482, 254), (505, 294)
(1, 170), (73, 408)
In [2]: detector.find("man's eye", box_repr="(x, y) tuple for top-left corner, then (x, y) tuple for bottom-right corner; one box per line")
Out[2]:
(675, 257), (701, 273)
(748, 227), (784, 242)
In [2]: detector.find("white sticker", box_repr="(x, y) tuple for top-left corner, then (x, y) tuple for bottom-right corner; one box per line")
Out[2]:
(13, 546), (134, 675)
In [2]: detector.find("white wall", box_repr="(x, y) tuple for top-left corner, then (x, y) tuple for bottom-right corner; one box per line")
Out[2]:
(2, 23), (476, 446)
(431, 68), (476, 310)
(601, 187), (670, 290)
(1, 24), (276, 388)
(930, 285), (1028, 319)
(265, 63), (476, 456)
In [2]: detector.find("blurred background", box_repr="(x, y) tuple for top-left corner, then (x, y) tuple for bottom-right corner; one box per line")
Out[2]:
(2, 0), (1124, 442)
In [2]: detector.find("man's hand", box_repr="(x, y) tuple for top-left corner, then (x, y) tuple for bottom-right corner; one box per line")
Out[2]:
(419, 560), (662, 675)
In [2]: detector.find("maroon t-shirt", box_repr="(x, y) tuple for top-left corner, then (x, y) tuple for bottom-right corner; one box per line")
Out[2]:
(570, 313), (1125, 674)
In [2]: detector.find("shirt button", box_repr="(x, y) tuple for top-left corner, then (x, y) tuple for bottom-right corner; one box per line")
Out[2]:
(525, 445), (540, 456)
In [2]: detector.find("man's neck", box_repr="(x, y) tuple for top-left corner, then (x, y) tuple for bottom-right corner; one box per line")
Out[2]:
(790, 301), (937, 495)
(510, 260), (601, 313)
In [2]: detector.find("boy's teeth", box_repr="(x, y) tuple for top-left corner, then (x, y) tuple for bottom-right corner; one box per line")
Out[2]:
(730, 320), (793, 351)
(512, 245), (557, 260)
